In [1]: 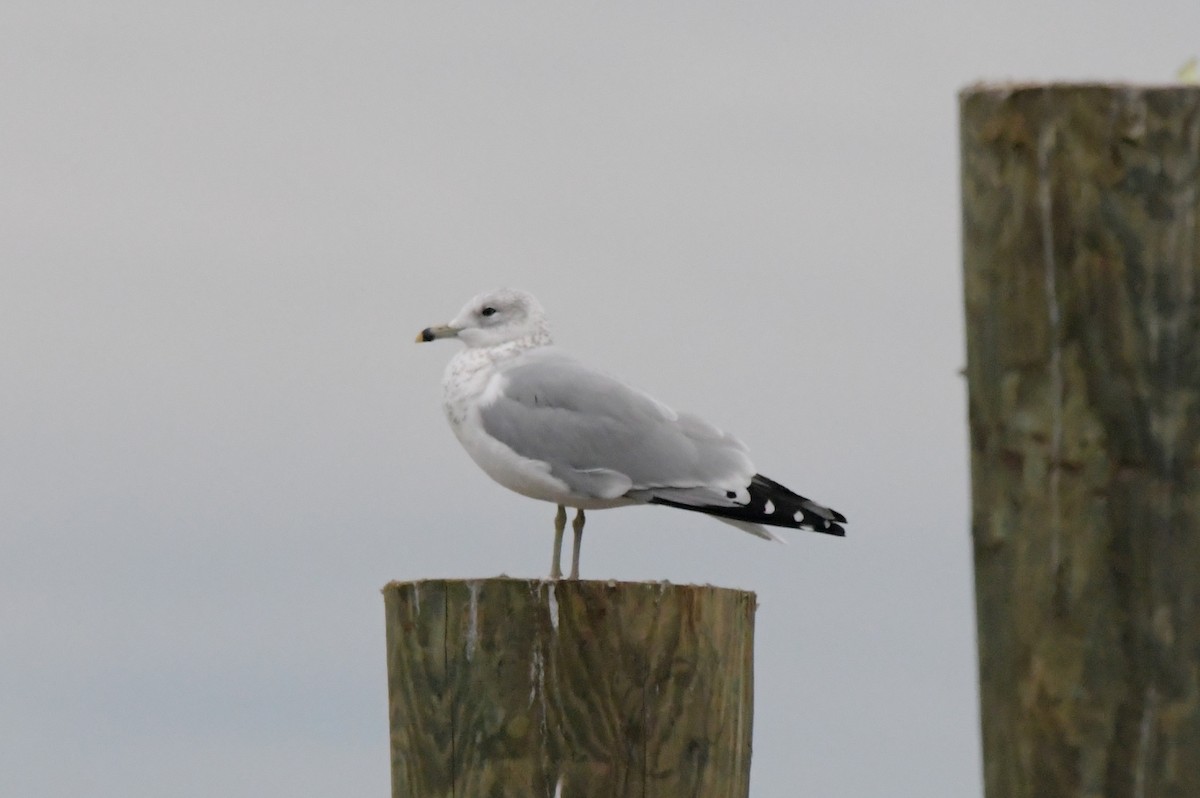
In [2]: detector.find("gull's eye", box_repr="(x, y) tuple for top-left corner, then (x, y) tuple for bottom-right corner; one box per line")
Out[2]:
(481, 307), (497, 317)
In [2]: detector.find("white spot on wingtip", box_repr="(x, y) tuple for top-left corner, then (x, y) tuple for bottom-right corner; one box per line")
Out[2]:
(793, 510), (805, 523)
(764, 500), (775, 514)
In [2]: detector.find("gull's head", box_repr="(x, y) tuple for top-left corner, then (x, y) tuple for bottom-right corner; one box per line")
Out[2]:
(416, 288), (550, 349)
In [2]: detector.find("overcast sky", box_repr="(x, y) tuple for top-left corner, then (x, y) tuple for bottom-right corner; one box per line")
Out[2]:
(4, 3), (1199, 797)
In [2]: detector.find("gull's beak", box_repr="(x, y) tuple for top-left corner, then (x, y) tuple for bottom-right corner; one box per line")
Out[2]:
(415, 324), (460, 343)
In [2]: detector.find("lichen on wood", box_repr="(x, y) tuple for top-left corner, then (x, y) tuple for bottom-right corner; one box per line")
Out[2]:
(962, 84), (1200, 798)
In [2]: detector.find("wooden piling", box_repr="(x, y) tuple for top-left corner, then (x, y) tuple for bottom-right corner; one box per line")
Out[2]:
(961, 84), (1200, 797)
(382, 578), (756, 798)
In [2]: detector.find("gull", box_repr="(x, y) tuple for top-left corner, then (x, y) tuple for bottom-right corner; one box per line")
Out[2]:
(416, 288), (846, 579)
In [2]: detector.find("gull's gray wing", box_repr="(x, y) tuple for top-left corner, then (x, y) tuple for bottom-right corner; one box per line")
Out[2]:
(478, 348), (755, 503)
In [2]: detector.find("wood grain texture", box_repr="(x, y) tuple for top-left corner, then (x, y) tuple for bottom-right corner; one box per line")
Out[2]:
(962, 84), (1200, 798)
(382, 579), (755, 798)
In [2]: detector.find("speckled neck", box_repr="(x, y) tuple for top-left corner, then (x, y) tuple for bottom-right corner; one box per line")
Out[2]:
(484, 329), (552, 361)
(441, 331), (552, 427)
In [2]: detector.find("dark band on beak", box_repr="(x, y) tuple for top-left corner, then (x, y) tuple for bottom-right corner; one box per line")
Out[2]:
(416, 323), (459, 343)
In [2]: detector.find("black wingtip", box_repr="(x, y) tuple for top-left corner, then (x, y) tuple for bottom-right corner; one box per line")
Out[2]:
(649, 473), (846, 538)
(797, 513), (847, 537)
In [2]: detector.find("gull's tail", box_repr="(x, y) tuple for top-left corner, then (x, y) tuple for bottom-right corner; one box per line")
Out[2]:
(648, 474), (846, 539)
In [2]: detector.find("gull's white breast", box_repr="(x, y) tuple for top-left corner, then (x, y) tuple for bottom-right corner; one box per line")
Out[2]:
(441, 347), (578, 506)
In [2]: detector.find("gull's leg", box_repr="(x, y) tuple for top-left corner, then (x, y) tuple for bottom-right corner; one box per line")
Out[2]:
(550, 504), (567, 580)
(569, 509), (585, 580)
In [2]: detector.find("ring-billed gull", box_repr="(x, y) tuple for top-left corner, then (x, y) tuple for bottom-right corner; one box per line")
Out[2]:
(416, 288), (846, 579)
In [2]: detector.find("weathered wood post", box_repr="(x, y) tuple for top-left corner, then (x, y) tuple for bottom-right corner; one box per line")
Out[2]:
(383, 578), (755, 798)
(961, 84), (1200, 797)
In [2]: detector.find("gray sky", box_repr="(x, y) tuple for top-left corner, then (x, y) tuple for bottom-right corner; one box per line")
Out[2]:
(3, 3), (1198, 796)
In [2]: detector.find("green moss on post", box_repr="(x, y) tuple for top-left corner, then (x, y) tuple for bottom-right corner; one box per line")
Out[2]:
(961, 84), (1200, 797)
(383, 578), (755, 798)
